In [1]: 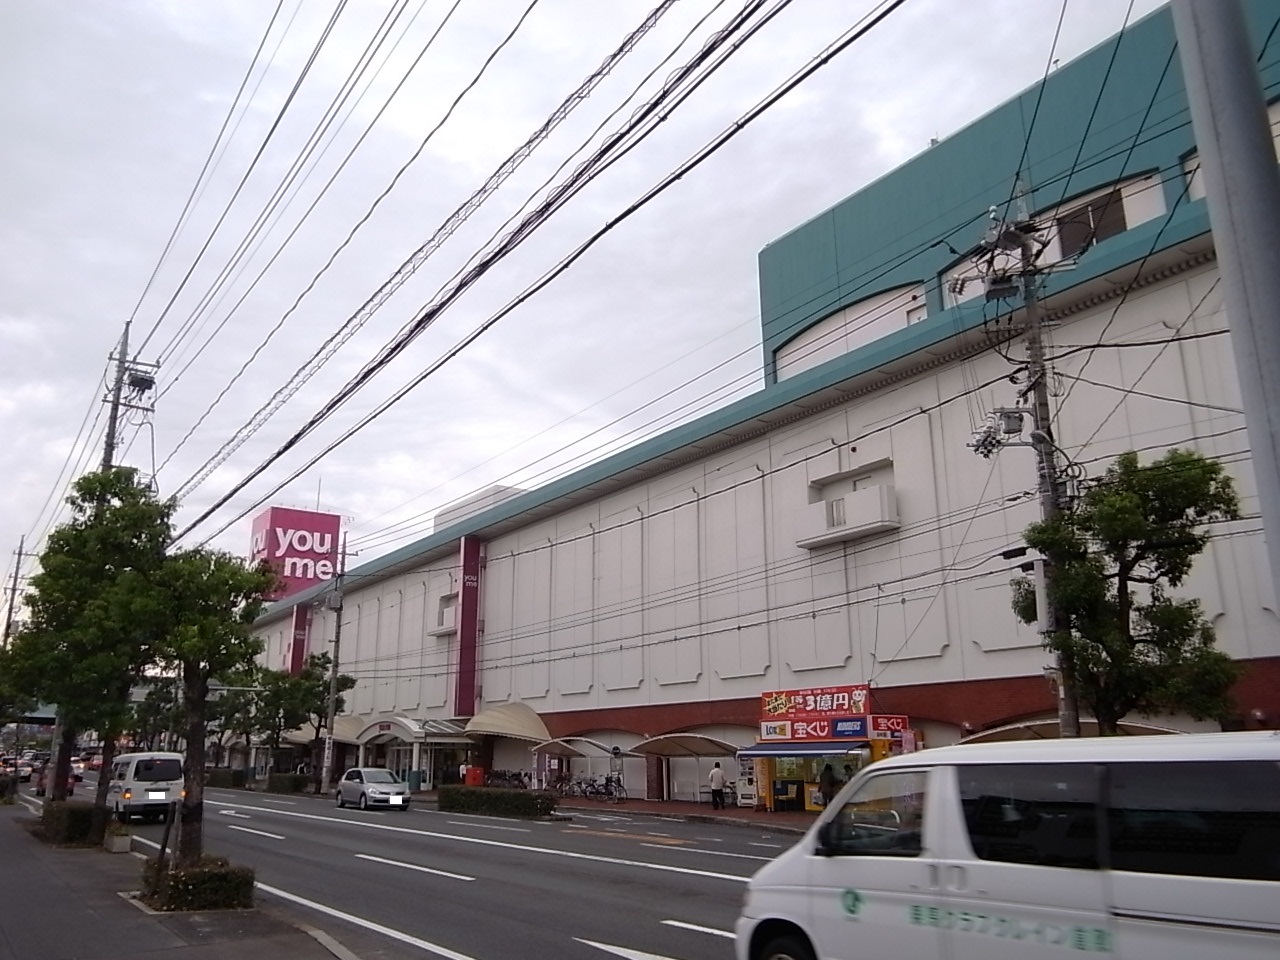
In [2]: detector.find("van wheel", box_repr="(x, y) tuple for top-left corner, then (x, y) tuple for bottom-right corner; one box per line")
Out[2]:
(358, 793), (368, 811)
(757, 935), (815, 960)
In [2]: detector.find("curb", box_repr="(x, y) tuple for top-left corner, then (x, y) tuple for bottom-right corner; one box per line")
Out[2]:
(293, 920), (364, 960)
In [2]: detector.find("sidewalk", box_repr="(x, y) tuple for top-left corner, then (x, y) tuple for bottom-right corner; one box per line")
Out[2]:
(0, 804), (346, 960)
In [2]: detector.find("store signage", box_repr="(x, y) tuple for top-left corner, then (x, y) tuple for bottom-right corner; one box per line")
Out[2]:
(760, 721), (792, 740)
(761, 717), (869, 742)
(378, 722), (392, 732)
(761, 684), (870, 721)
(833, 717), (868, 738)
(871, 714), (910, 733)
(249, 506), (342, 599)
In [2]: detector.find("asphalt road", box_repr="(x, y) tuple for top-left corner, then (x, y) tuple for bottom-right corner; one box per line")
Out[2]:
(58, 775), (793, 960)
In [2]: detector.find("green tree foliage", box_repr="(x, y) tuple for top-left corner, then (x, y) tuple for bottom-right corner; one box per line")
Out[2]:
(1011, 449), (1242, 734)
(207, 669), (260, 768)
(150, 548), (275, 868)
(128, 677), (183, 751)
(298, 652), (355, 741)
(253, 667), (312, 756)
(6, 468), (174, 804)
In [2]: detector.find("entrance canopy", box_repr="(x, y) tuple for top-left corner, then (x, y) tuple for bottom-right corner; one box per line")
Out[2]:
(958, 717), (1188, 743)
(531, 736), (638, 758)
(356, 716), (472, 745)
(283, 715), (365, 747)
(737, 740), (868, 759)
(630, 733), (742, 758)
(463, 702), (551, 743)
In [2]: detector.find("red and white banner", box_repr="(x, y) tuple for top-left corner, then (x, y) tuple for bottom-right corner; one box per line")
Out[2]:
(761, 684), (870, 721)
(870, 714), (910, 733)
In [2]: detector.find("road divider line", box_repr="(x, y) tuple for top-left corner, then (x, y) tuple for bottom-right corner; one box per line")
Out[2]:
(576, 938), (679, 959)
(259, 799), (297, 806)
(640, 844), (769, 861)
(132, 838), (481, 959)
(227, 825), (286, 841)
(354, 853), (474, 881)
(445, 821), (529, 833)
(748, 841), (783, 848)
(199, 800), (749, 883)
(659, 920), (734, 939)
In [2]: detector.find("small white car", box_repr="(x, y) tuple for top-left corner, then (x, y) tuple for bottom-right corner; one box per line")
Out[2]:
(335, 767), (410, 811)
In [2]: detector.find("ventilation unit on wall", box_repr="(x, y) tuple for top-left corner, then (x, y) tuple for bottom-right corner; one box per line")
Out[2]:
(795, 484), (900, 550)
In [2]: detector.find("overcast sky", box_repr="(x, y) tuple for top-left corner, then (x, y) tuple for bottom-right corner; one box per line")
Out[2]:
(1, 0), (1167, 595)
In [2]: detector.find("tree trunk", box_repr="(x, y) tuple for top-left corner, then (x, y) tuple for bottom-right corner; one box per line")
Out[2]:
(51, 725), (77, 802)
(88, 733), (120, 844)
(176, 663), (208, 869)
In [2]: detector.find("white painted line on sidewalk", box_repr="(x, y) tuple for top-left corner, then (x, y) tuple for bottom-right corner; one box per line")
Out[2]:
(201, 800), (750, 883)
(355, 853), (474, 881)
(660, 920), (734, 939)
(445, 821), (529, 833)
(748, 841), (783, 848)
(258, 881), (482, 960)
(641, 844), (770, 861)
(227, 825), (286, 841)
(132, 839), (482, 958)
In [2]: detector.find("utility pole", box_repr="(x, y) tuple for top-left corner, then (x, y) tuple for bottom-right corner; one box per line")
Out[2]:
(1017, 229), (1081, 739)
(102, 320), (132, 472)
(968, 218), (1081, 738)
(1172, 0), (1280, 607)
(319, 534), (349, 798)
(3, 536), (26, 647)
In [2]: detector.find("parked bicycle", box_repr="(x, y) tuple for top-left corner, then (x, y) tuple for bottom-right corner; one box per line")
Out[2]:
(484, 769), (530, 789)
(587, 774), (627, 803)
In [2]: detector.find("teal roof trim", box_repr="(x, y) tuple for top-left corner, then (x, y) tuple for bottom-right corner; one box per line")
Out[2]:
(759, 1), (1278, 382)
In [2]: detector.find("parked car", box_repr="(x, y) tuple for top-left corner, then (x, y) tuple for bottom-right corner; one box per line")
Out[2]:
(335, 767), (411, 811)
(34, 765), (75, 798)
(108, 752), (184, 822)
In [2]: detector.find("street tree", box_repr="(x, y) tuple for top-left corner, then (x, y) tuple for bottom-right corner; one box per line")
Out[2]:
(253, 667), (312, 767)
(151, 547), (274, 868)
(297, 652), (355, 786)
(207, 669), (260, 768)
(127, 677), (183, 751)
(10, 468), (174, 807)
(1011, 448), (1242, 734)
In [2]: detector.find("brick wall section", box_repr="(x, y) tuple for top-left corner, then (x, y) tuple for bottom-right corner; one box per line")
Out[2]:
(539, 657), (1280, 738)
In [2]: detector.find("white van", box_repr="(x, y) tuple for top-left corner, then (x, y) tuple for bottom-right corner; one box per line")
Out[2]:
(736, 731), (1280, 960)
(108, 752), (185, 822)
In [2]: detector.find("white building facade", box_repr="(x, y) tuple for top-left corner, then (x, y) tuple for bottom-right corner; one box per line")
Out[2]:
(255, 3), (1280, 799)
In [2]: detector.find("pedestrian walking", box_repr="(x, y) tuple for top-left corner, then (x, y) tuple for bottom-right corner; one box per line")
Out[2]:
(708, 762), (727, 810)
(818, 763), (838, 806)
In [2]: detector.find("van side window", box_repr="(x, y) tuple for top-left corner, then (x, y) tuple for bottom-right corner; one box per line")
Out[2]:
(826, 771), (926, 856)
(1107, 760), (1280, 882)
(958, 764), (1100, 869)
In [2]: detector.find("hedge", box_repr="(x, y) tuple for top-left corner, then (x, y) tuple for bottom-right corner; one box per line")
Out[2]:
(438, 785), (558, 819)
(42, 801), (97, 845)
(0, 775), (16, 804)
(265, 772), (309, 794)
(142, 855), (255, 911)
(205, 768), (247, 789)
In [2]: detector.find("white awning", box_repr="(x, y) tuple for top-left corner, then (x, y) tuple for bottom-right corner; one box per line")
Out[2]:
(282, 715), (365, 747)
(958, 717), (1188, 743)
(463, 702), (551, 743)
(531, 736), (638, 758)
(629, 733), (743, 758)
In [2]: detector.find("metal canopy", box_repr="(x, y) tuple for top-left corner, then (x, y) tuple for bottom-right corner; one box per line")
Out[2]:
(958, 717), (1188, 744)
(629, 733), (742, 758)
(531, 736), (638, 758)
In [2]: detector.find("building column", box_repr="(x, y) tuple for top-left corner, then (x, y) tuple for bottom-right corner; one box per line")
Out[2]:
(358, 742), (367, 767)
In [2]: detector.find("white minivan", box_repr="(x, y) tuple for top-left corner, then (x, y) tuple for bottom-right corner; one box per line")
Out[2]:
(108, 751), (185, 822)
(736, 731), (1280, 960)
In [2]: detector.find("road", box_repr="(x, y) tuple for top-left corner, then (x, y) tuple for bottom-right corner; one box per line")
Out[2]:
(43, 775), (792, 960)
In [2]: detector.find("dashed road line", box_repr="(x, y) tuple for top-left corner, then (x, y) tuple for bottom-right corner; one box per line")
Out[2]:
(640, 844), (769, 861)
(660, 919), (734, 939)
(445, 821), (529, 833)
(355, 853), (474, 881)
(227, 825), (285, 841)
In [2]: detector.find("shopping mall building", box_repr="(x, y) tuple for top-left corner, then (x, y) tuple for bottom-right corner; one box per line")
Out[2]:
(252, 2), (1280, 808)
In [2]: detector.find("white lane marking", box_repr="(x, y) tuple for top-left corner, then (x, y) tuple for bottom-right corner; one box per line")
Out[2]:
(445, 821), (529, 833)
(645, 832), (671, 837)
(218, 810), (252, 819)
(576, 939), (679, 959)
(659, 920), (734, 939)
(748, 841), (784, 848)
(202, 801), (749, 883)
(259, 798), (296, 806)
(132, 839), (482, 959)
(355, 853), (474, 881)
(227, 825), (286, 841)
(640, 844), (770, 861)
(695, 837), (724, 843)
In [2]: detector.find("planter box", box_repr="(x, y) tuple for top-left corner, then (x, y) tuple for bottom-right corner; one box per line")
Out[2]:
(104, 833), (132, 854)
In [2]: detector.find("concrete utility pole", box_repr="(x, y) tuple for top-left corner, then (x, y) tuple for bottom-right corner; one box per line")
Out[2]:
(2, 536), (24, 647)
(1172, 0), (1280, 606)
(102, 320), (132, 472)
(1018, 230), (1082, 739)
(318, 533), (349, 798)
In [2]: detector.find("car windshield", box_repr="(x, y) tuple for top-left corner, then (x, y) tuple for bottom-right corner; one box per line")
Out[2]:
(135, 758), (183, 782)
(364, 770), (400, 784)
